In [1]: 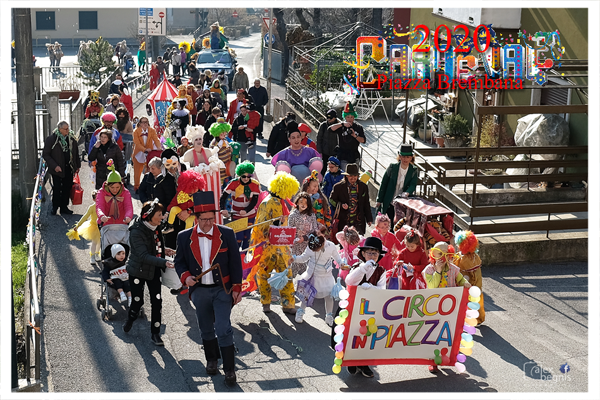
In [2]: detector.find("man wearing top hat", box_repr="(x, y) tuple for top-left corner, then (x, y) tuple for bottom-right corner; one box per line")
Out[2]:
(328, 102), (366, 170)
(329, 163), (373, 235)
(376, 144), (419, 222)
(174, 191), (243, 385)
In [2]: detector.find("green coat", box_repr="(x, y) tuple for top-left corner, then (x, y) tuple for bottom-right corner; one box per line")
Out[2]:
(376, 163), (418, 212)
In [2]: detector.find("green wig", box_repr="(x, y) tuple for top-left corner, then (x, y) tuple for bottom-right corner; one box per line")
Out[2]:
(235, 162), (255, 177)
(208, 121), (232, 137)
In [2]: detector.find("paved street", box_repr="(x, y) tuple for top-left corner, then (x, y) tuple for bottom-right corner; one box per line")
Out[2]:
(33, 32), (589, 395)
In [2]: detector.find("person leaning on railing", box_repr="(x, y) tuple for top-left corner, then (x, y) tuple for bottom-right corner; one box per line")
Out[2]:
(375, 144), (419, 222)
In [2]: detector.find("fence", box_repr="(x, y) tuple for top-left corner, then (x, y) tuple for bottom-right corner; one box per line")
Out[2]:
(11, 101), (49, 166)
(39, 66), (96, 95)
(18, 158), (46, 391)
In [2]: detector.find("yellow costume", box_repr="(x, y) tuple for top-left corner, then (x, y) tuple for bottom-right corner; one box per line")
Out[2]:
(456, 252), (485, 324)
(76, 204), (101, 257)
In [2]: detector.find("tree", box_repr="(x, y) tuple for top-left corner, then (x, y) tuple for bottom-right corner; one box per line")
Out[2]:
(274, 8), (289, 79)
(295, 9), (310, 30)
(371, 9), (383, 31)
(78, 37), (117, 88)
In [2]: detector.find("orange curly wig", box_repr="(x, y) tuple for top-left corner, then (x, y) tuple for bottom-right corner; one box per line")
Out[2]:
(454, 230), (479, 254)
(177, 170), (206, 194)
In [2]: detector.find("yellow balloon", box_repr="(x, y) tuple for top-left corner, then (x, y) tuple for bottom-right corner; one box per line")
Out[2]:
(461, 339), (474, 348)
(459, 347), (473, 356)
(465, 318), (477, 327)
(368, 324), (378, 334)
(332, 365), (342, 374)
(334, 316), (345, 325)
(468, 296), (481, 303)
(368, 317), (376, 325)
(335, 351), (344, 358)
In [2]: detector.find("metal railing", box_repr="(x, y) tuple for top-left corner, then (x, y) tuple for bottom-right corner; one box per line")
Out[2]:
(359, 146), (390, 185)
(19, 158), (46, 391)
(39, 66), (96, 95)
(11, 101), (49, 166)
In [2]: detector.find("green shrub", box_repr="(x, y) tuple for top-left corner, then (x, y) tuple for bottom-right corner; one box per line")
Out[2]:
(441, 114), (471, 138)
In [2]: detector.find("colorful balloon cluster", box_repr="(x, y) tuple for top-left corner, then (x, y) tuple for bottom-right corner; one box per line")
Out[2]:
(359, 317), (378, 336)
(331, 289), (350, 374)
(455, 286), (482, 373)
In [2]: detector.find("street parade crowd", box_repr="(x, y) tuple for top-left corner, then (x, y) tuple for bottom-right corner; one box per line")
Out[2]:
(42, 31), (485, 386)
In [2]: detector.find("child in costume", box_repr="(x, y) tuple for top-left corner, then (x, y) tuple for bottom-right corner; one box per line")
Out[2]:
(242, 103), (261, 148)
(293, 233), (347, 326)
(85, 90), (104, 119)
(208, 117), (236, 186)
(164, 169), (206, 233)
(101, 244), (132, 306)
(370, 213), (404, 271)
(455, 230), (485, 325)
(288, 192), (320, 277)
(423, 242), (472, 289)
(69, 190), (101, 264)
(170, 99), (191, 145)
(248, 172), (299, 314)
(96, 163), (133, 227)
(396, 229), (429, 290)
(321, 156), (344, 201)
(335, 226), (362, 282)
(220, 162), (261, 249)
(343, 236), (387, 378)
(177, 136), (193, 158)
(301, 170), (332, 231)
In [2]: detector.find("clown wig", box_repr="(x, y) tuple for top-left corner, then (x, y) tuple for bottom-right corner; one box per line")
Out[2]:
(176, 169), (206, 195)
(455, 230), (479, 255)
(235, 162), (255, 177)
(208, 120), (232, 137)
(268, 171), (299, 200)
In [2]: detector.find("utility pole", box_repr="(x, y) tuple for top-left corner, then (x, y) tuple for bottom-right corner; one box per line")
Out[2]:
(195, 8), (199, 31)
(13, 8), (38, 210)
(145, 8), (150, 64)
(266, 8), (274, 116)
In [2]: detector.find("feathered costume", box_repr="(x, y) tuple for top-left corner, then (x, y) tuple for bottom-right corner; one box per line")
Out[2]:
(455, 231), (485, 324)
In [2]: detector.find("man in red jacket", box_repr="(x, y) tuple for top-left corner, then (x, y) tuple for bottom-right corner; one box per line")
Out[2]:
(225, 89), (247, 125)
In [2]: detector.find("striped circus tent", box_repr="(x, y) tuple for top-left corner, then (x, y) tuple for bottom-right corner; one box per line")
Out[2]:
(147, 79), (178, 134)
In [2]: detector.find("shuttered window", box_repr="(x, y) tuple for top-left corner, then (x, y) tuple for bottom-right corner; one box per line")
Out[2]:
(541, 82), (569, 105)
(36, 11), (55, 30)
(79, 11), (98, 30)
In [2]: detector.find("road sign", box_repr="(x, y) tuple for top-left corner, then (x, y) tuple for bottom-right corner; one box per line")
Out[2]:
(263, 34), (276, 46)
(262, 17), (277, 30)
(232, 10), (238, 18)
(138, 8), (167, 36)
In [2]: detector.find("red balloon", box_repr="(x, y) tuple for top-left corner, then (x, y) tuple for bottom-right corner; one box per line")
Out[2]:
(359, 320), (367, 327)
(442, 356), (450, 365)
(441, 348), (448, 356)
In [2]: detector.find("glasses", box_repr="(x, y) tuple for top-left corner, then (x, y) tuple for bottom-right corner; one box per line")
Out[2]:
(139, 120), (149, 124)
(363, 250), (379, 256)
(198, 217), (215, 223)
(241, 175), (251, 179)
(431, 248), (452, 259)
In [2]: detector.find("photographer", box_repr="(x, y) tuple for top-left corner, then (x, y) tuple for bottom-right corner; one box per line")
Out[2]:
(330, 102), (365, 170)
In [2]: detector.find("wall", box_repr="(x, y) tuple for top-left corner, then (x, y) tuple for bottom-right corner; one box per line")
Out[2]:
(31, 8), (138, 44)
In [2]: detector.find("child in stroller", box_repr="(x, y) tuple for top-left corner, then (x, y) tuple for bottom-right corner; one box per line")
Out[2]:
(102, 243), (132, 306)
(123, 51), (135, 77)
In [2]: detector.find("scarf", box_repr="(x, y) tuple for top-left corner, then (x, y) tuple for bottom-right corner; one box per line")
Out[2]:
(143, 221), (163, 258)
(104, 188), (124, 221)
(347, 181), (358, 223)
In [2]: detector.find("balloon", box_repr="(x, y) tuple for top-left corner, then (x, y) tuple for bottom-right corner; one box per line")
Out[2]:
(334, 358), (343, 366)
(368, 317), (376, 325)
(469, 286), (481, 297)
(465, 318), (477, 327)
(366, 330), (372, 336)
(468, 295), (481, 303)
(359, 326), (368, 335)
(467, 302), (481, 311)
(461, 333), (473, 342)
(334, 316), (345, 325)
(442, 355), (450, 365)
(460, 339), (474, 348)
(434, 349), (440, 356)
(339, 290), (349, 300)
(334, 325), (345, 334)
(368, 324), (378, 334)
(359, 320), (367, 327)
(466, 310), (479, 319)
(459, 347), (473, 356)
(335, 343), (344, 352)
(339, 310), (349, 318)
(339, 300), (349, 309)
(334, 333), (344, 343)
(332, 365), (342, 374)
(456, 354), (467, 363)
(455, 362), (466, 373)
(441, 348), (448, 355)
(335, 351), (344, 358)
(463, 324), (476, 335)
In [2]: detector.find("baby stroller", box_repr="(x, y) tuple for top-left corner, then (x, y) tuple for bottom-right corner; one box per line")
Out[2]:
(123, 52), (136, 77)
(96, 224), (138, 320)
(79, 118), (102, 161)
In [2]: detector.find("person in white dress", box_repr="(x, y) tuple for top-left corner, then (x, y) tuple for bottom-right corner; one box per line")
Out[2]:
(293, 233), (347, 326)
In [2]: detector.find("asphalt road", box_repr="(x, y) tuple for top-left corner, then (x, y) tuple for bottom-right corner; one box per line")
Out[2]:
(37, 33), (588, 395)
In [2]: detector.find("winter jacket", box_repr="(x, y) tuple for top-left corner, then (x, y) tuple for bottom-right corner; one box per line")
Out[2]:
(89, 141), (126, 190)
(376, 163), (419, 213)
(322, 169), (344, 199)
(126, 217), (168, 281)
(102, 257), (127, 282)
(248, 85), (268, 108)
(232, 71), (249, 91)
(266, 119), (290, 156)
(95, 181), (133, 226)
(42, 130), (81, 178)
(329, 178), (373, 235)
(171, 52), (182, 66)
(317, 118), (340, 156)
(153, 172), (178, 208)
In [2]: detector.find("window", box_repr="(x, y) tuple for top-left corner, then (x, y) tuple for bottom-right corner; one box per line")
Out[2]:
(541, 79), (572, 122)
(36, 11), (55, 30)
(79, 11), (98, 30)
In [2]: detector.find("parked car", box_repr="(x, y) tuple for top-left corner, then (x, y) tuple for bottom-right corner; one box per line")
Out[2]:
(194, 49), (237, 85)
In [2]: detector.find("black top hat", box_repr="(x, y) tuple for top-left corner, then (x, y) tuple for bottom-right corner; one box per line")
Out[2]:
(399, 144), (414, 156)
(357, 236), (386, 262)
(342, 163), (360, 176)
(326, 109), (337, 119)
(193, 191), (216, 213)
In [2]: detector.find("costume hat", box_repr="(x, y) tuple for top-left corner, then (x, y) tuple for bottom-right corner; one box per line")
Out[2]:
(399, 144), (414, 157)
(106, 160), (122, 184)
(327, 156), (341, 167)
(357, 236), (386, 262)
(342, 101), (357, 118)
(326, 109), (337, 119)
(342, 163), (360, 176)
(193, 191), (216, 213)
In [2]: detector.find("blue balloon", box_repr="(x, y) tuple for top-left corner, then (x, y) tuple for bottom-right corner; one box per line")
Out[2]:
(334, 333), (344, 343)
(467, 301), (481, 311)
(461, 333), (473, 342)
